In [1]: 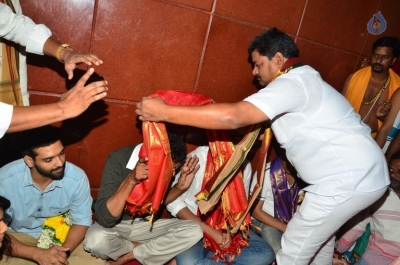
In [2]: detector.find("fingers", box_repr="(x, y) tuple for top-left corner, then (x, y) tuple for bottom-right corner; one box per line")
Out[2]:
(219, 230), (231, 249)
(76, 68), (108, 102)
(64, 51), (104, 79)
(183, 155), (199, 171)
(76, 68), (95, 87)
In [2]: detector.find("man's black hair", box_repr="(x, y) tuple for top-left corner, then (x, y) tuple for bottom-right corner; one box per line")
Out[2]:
(248, 27), (299, 60)
(372, 36), (400, 58)
(390, 150), (400, 161)
(20, 125), (62, 160)
(167, 130), (187, 164)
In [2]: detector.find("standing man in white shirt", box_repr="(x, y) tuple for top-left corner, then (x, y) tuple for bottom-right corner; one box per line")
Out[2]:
(136, 27), (389, 265)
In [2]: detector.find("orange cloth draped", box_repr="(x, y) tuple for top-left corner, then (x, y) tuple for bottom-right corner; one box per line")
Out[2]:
(125, 90), (213, 221)
(200, 130), (250, 263)
(197, 127), (272, 263)
(345, 66), (400, 135)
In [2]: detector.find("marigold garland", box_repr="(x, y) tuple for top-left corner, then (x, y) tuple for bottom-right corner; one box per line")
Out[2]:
(37, 212), (72, 249)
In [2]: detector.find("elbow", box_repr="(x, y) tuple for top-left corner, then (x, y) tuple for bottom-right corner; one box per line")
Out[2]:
(219, 112), (247, 129)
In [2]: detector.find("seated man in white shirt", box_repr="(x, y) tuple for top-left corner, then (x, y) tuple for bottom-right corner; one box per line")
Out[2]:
(167, 146), (275, 265)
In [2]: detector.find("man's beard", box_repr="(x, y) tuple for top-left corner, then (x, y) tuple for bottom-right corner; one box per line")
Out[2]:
(35, 163), (66, 180)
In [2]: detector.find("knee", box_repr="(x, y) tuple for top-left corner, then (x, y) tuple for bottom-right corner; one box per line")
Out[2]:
(187, 221), (203, 244)
(83, 225), (111, 256)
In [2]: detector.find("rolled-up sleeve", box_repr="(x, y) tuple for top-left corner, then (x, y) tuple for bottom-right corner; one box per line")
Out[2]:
(0, 3), (51, 55)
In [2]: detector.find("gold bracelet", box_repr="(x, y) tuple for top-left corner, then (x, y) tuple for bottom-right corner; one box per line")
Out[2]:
(55, 44), (72, 63)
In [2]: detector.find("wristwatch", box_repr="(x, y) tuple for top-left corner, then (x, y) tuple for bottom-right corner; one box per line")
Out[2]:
(55, 44), (72, 63)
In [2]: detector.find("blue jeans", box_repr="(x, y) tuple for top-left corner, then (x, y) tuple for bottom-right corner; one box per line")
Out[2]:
(251, 219), (283, 255)
(175, 230), (275, 265)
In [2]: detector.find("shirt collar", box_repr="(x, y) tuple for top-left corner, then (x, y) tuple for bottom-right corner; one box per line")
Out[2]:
(22, 165), (62, 189)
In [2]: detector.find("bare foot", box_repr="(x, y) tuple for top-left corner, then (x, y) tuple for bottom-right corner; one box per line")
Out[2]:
(106, 252), (135, 265)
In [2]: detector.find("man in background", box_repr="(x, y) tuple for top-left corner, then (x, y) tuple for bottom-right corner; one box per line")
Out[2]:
(342, 36), (400, 136)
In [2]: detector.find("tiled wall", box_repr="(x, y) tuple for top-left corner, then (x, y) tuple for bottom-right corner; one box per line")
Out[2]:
(18, 0), (400, 198)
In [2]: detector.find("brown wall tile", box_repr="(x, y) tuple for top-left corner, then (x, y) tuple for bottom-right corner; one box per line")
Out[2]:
(15, 0), (400, 196)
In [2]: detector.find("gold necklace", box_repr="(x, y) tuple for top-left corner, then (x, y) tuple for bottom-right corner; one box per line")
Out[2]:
(362, 75), (391, 124)
(362, 76), (390, 105)
(370, 74), (388, 83)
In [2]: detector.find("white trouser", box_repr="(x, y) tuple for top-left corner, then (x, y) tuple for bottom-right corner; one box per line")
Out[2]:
(276, 187), (387, 265)
(84, 218), (202, 265)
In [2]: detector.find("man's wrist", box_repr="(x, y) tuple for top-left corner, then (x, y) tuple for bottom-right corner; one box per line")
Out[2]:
(56, 44), (73, 63)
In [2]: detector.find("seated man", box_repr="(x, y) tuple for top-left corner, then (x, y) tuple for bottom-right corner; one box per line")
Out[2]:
(0, 125), (103, 265)
(167, 146), (275, 265)
(342, 36), (400, 136)
(84, 131), (203, 265)
(250, 141), (305, 255)
(335, 151), (400, 265)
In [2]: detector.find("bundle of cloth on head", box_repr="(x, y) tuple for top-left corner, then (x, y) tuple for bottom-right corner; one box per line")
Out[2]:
(125, 90), (213, 222)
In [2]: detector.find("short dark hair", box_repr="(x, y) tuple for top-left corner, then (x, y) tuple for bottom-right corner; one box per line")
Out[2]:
(372, 36), (400, 58)
(390, 151), (400, 161)
(248, 27), (299, 60)
(20, 125), (62, 160)
(0, 196), (12, 260)
(167, 131), (187, 164)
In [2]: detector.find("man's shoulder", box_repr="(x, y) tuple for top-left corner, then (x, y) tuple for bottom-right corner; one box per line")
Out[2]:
(109, 145), (138, 158)
(0, 159), (27, 181)
(351, 66), (371, 80)
(106, 144), (140, 167)
(63, 161), (88, 180)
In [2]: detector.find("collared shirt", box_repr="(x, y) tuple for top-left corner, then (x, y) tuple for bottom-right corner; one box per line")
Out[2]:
(0, 102), (12, 138)
(0, 159), (93, 238)
(244, 65), (389, 196)
(0, 2), (51, 54)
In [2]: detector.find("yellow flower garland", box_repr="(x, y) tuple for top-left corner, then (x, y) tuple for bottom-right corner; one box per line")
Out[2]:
(37, 212), (72, 249)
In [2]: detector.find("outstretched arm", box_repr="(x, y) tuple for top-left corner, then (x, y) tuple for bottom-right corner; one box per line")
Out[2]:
(7, 68), (107, 133)
(176, 207), (232, 249)
(135, 97), (269, 130)
(41, 37), (103, 79)
(0, 3), (103, 79)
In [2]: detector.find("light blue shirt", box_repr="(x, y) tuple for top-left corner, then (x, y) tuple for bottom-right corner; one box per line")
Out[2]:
(0, 159), (93, 238)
